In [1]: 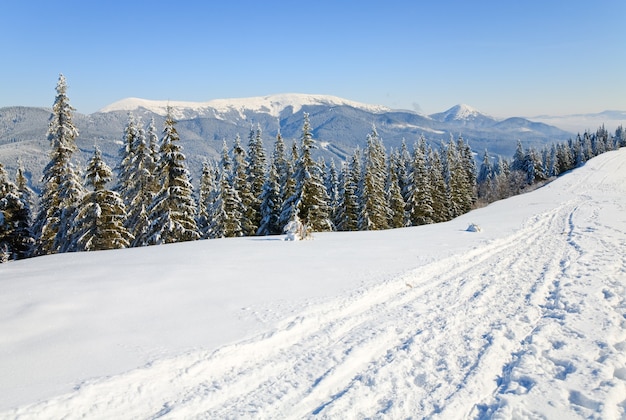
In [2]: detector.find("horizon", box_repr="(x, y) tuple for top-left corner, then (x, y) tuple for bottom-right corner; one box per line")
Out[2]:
(3, 1), (625, 117)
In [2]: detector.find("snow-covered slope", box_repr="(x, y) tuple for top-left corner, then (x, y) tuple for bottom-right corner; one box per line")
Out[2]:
(1, 149), (625, 419)
(99, 94), (392, 120)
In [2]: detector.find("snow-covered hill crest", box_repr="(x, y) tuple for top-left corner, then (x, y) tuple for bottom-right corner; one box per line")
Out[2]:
(99, 94), (392, 120)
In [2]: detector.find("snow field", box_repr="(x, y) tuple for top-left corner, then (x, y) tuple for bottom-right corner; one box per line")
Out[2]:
(1, 149), (625, 419)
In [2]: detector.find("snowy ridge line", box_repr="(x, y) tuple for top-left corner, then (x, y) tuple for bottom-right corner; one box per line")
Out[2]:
(98, 94), (392, 119)
(4, 199), (578, 419)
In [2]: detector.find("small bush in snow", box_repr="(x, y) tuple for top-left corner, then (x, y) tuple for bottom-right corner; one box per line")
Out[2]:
(284, 216), (312, 241)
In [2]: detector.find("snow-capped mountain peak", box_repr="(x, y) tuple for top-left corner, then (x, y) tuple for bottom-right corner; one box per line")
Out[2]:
(429, 104), (493, 123)
(98, 94), (391, 120)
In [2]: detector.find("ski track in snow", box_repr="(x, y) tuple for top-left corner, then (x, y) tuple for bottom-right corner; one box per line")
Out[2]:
(3, 152), (626, 419)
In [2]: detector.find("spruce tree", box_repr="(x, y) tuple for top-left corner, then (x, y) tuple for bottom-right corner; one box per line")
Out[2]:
(406, 136), (434, 225)
(325, 159), (340, 227)
(457, 135), (477, 207)
(125, 117), (157, 247)
(116, 113), (138, 203)
(431, 147), (452, 223)
(387, 154), (407, 229)
(0, 163), (33, 261)
(285, 113), (332, 232)
(232, 134), (256, 236)
(278, 140), (298, 230)
(358, 126), (390, 230)
(147, 108), (199, 244)
(444, 137), (472, 218)
(197, 160), (216, 238)
(247, 125), (267, 232)
(477, 149), (493, 199)
(397, 139), (412, 205)
(511, 140), (525, 173)
(73, 147), (132, 251)
(215, 140), (243, 238)
(33, 74), (84, 255)
(336, 148), (361, 231)
(147, 117), (161, 164)
(257, 158), (282, 235)
(14, 161), (35, 258)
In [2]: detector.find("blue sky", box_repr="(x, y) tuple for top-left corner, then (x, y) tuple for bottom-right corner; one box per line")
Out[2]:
(2, 0), (624, 117)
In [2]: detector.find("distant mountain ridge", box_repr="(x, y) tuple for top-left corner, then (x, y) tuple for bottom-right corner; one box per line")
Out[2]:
(99, 94), (392, 120)
(0, 94), (588, 189)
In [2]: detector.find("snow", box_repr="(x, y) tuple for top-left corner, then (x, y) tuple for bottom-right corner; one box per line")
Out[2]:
(98, 94), (391, 120)
(1, 149), (626, 418)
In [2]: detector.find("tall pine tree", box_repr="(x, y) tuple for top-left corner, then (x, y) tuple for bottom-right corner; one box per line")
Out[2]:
(33, 74), (84, 255)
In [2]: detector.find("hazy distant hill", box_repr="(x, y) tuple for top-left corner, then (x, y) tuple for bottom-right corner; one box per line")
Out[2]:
(0, 94), (577, 189)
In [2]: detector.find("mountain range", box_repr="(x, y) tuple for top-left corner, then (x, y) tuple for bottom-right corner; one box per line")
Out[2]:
(0, 94), (605, 189)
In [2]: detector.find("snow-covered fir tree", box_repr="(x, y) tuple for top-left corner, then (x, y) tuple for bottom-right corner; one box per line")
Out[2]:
(231, 134), (256, 236)
(386, 151), (407, 229)
(116, 113), (138, 202)
(278, 139), (298, 231)
(214, 140), (243, 238)
(246, 125), (267, 232)
(259, 132), (289, 235)
(511, 140), (526, 173)
(125, 117), (158, 247)
(0, 163), (33, 261)
(33, 74), (84, 255)
(405, 136), (434, 226)
(14, 161), (35, 258)
(284, 113), (332, 232)
(197, 160), (216, 238)
(477, 149), (494, 199)
(325, 159), (340, 227)
(257, 157), (283, 236)
(429, 147), (451, 223)
(147, 108), (199, 245)
(444, 137), (472, 218)
(397, 139), (412, 205)
(335, 148), (361, 232)
(73, 147), (132, 251)
(358, 126), (390, 230)
(477, 149), (493, 185)
(457, 136), (477, 207)
(146, 117), (160, 164)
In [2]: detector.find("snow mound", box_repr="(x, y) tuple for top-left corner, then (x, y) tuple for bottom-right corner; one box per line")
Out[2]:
(466, 223), (482, 232)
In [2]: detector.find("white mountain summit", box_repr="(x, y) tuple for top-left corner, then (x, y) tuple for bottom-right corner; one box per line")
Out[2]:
(429, 104), (494, 122)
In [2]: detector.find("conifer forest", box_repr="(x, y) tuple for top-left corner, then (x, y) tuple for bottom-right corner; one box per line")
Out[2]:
(1, 75), (624, 261)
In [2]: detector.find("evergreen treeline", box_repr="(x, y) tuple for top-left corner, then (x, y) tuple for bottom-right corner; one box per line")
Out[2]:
(476, 126), (626, 203)
(1, 74), (624, 261)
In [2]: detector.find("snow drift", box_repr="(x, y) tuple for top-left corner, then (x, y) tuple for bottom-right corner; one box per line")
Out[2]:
(1, 149), (625, 419)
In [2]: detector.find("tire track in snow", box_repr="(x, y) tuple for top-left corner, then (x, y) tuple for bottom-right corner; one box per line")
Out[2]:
(475, 158), (626, 420)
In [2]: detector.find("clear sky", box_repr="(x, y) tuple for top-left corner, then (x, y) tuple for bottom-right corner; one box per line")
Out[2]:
(2, 0), (624, 117)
